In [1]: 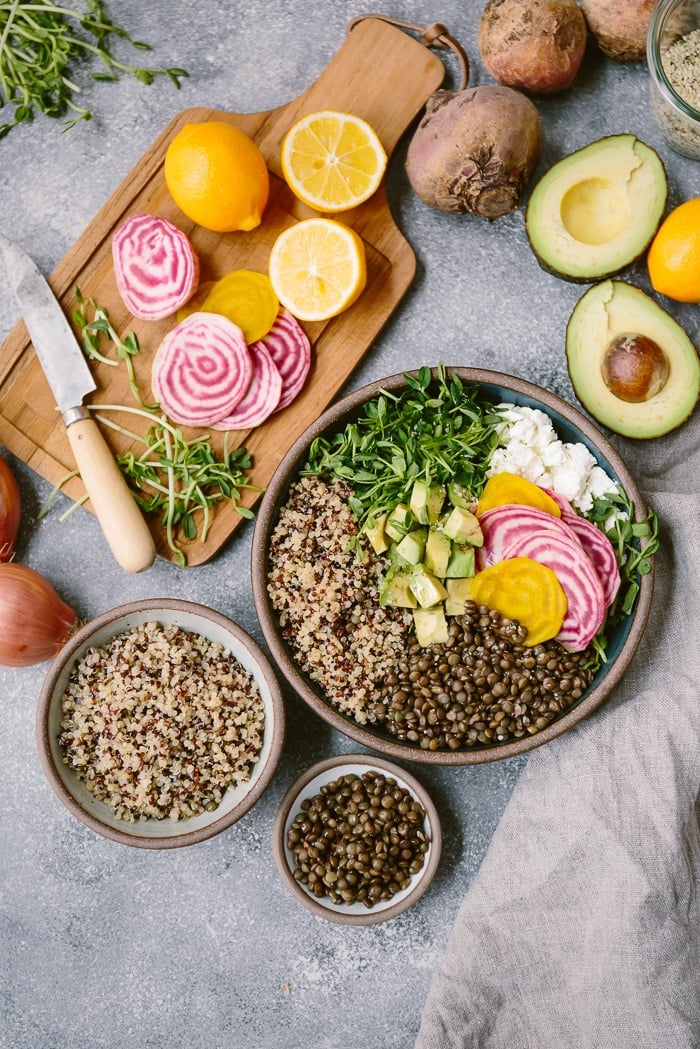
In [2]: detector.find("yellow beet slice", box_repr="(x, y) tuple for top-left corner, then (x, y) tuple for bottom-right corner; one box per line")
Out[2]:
(469, 556), (567, 645)
(476, 471), (561, 517)
(201, 270), (279, 343)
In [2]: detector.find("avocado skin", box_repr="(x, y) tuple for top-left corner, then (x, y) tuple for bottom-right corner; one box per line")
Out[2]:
(565, 279), (700, 439)
(525, 134), (667, 284)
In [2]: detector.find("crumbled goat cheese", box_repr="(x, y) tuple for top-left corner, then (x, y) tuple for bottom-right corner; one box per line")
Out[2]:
(488, 404), (618, 513)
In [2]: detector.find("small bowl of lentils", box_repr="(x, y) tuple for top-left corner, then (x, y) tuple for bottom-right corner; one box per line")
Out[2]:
(272, 754), (441, 925)
(252, 366), (654, 766)
(36, 599), (286, 849)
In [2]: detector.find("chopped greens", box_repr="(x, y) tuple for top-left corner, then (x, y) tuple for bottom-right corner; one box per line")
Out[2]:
(0, 0), (187, 138)
(304, 365), (505, 532)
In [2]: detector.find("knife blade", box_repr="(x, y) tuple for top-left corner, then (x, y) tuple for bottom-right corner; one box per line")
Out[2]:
(0, 234), (156, 573)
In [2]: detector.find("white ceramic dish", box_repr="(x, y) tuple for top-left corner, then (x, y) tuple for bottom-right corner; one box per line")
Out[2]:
(272, 754), (441, 925)
(36, 599), (285, 849)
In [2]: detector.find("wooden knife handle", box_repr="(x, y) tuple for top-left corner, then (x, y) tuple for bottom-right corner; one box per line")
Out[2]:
(66, 416), (156, 573)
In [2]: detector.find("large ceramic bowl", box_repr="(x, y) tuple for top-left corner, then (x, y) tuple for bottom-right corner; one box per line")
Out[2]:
(37, 599), (286, 848)
(252, 367), (654, 766)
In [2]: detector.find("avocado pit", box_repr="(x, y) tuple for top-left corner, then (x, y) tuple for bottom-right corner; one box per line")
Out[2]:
(601, 333), (670, 403)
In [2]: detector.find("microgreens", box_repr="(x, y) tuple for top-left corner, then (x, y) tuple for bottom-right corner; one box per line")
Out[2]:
(0, 0), (187, 138)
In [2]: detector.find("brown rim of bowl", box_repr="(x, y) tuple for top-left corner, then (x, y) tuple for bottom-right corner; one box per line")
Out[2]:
(36, 599), (286, 849)
(252, 366), (654, 766)
(271, 753), (442, 925)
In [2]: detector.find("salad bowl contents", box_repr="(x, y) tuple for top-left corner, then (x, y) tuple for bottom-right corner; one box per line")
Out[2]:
(36, 600), (285, 848)
(252, 367), (655, 765)
(272, 754), (441, 925)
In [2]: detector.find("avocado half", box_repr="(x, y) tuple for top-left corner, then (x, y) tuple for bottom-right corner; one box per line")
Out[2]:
(526, 135), (667, 282)
(566, 280), (700, 438)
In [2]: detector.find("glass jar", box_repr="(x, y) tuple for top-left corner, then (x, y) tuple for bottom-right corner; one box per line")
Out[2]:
(647, 0), (700, 160)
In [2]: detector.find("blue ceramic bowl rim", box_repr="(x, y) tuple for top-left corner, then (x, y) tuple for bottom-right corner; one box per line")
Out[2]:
(252, 367), (654, 766)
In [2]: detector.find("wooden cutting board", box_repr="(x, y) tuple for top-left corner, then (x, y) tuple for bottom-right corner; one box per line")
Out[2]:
(0, 16), (445, 565)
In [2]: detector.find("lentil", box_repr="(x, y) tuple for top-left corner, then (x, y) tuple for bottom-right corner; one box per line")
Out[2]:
(59, 621), (265, 822)
(287, 771), (430, 907)
(267, 476), (594, 751)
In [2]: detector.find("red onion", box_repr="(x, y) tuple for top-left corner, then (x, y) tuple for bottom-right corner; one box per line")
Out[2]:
(0, 563), (77, 666)
(0, 456), (21, 562)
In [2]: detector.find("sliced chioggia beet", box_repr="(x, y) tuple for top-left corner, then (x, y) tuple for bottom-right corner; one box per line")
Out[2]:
(254, 308), (312, 412)
(112, 212), (200, 320)
(554, 503), (621, 608)
(151, 312), (252, 427)
(476, 503), (582, 570)
(212, 340), (283, 430)
(501, 529), (607, 651)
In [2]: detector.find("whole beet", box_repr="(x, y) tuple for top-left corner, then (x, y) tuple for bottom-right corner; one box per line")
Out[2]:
(580, 0), (656, 62)
(405, 85), (544, 220)
(479, 0), (588, 93)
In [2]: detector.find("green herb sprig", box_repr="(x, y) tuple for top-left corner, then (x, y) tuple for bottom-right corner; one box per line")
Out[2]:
(0, 0), (187, 138)
(304, 365), (505, 532)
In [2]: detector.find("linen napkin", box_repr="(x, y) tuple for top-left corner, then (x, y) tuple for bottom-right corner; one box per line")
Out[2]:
(415, 416), (700, 1049)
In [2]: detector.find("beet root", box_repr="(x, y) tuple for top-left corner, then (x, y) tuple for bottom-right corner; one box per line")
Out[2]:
(478, 0), (588, 94)
(405, 86), (544, 220)
(580, 0), (656, 62)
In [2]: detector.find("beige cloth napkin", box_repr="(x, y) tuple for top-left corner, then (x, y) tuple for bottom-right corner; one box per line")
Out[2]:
(415, 417), (700, 1049)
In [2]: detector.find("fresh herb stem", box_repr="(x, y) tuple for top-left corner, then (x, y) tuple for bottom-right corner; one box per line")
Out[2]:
(0, 0), (187, 138)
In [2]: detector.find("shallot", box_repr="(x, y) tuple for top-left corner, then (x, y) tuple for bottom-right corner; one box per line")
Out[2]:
(0, 456), (20, 562)
(112, 212), (200, 320)
(213, 341), (283, 430)
(151, 312), (253, 427)
(0, 563), (76, 666)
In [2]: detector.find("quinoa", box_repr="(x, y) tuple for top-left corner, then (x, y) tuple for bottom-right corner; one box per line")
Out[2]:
(59, 621), (265, 822)
(266, 476), (410, 724)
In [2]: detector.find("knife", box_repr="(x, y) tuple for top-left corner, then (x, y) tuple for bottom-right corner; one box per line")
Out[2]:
(0, 234), (156, 573)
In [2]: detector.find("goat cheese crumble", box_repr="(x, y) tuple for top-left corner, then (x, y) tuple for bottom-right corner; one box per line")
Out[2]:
(488, 404), (618, 514)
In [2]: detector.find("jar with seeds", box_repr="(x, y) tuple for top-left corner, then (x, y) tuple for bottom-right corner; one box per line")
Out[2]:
(647, 0), (700, 160)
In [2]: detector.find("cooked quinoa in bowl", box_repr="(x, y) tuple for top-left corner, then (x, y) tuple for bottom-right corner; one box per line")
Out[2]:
(252, 367), (655, 766)
(37, 601), (285, 848)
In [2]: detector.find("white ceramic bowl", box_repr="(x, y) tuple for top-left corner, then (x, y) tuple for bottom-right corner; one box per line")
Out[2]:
(272, 754), (441, 925)
(36, 599), (285, 849)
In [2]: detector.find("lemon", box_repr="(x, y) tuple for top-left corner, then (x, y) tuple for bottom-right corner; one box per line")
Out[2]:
(281, 110), (387, 213)
(164, 121), (270, 233)
(268, 218), (367, 322)
(647, 197), (700, 303)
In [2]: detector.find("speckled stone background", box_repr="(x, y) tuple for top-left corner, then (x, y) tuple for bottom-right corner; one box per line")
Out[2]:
(1, 3), (698, 1048)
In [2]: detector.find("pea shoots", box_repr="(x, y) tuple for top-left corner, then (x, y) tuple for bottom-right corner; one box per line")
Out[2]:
(0, 0), (187, 138)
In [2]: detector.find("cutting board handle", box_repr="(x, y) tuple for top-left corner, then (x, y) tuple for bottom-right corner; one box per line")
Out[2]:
(346, 14), (470, 91)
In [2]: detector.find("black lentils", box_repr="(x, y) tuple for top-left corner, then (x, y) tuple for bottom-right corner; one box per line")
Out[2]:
(287, 772), (430, 908)
(379, 602), (594, 751)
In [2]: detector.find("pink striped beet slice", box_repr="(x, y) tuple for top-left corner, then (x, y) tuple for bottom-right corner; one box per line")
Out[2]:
(151, 312), (252, 427)
(501, 529), (607, 652)
(113, 212), (199, 321)
(213, 340), (283, 430)
(252, 308), (312, 412)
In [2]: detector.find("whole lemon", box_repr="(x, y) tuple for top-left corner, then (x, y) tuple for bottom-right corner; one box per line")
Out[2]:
(164, 121), (270, 233)
(647, 198), (700, 303)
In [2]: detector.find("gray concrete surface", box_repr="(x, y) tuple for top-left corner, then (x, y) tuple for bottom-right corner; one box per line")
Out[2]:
(0, 3), (697, 1048)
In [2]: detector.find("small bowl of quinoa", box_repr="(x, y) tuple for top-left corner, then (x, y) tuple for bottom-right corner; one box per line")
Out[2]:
(252, 366), (654, 766)
(36, 599), (286, 848)
(272, 754), (441, 925)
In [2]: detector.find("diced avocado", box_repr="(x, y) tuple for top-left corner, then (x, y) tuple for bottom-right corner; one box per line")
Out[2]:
(445, 577), (474, 615)
(379, 571), (418, 608)
(413, 607), (449, 646)
(444, 544), (476, 579)
(447, 481), (473, 509)
(424, 528), (452, 577)
(409, 566), (449, 608)
(395, 528), (427, 565)
(385, 503), (412, 541)
(442, 505), (484, 547)
(409, 479), (446, 525)
(364, 513), (389, 554)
